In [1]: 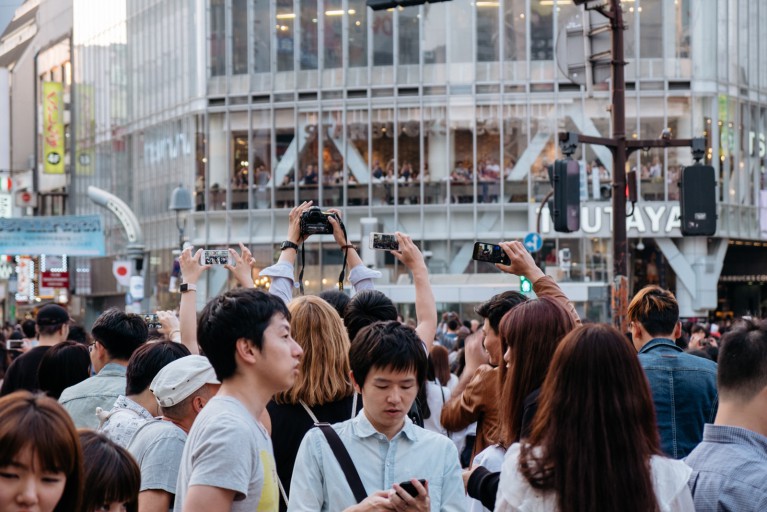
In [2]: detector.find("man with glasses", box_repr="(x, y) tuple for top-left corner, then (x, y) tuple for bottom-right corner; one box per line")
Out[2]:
(60, 308), (148, 428)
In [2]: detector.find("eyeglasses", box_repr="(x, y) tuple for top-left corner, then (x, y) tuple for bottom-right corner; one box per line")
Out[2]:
(88, 342), (96, 353)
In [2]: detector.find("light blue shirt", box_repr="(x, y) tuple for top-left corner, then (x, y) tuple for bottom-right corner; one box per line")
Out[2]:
(59, 363), (127, 429)
(287, 410), (466, 512)
(260, 262), (380, 304)
(685, 424), (767, 511)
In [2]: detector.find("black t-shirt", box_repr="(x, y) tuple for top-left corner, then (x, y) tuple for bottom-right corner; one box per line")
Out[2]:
(0, 346), (51, 396)
(267, 395), (362, 511)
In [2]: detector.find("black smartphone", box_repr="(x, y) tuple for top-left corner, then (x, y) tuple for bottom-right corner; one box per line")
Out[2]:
(471, 242), (510, 265)
(397, 479), (426, 498)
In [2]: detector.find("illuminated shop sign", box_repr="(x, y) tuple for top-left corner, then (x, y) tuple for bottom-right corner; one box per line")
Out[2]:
(538, 203), (682, 236)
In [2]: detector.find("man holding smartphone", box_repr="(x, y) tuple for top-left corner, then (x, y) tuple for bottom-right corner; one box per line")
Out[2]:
(287, 321), (465, 512)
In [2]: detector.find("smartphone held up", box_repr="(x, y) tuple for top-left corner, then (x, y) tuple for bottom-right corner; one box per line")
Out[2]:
(471, 242), (510, 266)
(369, 232), (400, 251)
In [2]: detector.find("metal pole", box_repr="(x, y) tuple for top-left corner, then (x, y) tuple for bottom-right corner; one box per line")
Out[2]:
(609, 0), (628, 332)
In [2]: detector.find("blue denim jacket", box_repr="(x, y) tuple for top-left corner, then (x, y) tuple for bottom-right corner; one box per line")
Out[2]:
(638, 338), (718, 459)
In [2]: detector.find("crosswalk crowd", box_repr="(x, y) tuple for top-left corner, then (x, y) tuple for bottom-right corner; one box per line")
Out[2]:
(0, 201), (764, 512)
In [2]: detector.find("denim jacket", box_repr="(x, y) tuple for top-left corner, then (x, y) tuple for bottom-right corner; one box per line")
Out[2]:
(638, 338), (718, 459)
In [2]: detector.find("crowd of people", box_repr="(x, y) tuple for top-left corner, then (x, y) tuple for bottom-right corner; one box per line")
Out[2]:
(0, 201), (765, 511)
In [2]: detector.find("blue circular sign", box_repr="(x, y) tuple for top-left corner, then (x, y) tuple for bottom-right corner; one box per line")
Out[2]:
(524, 232), (543, 253)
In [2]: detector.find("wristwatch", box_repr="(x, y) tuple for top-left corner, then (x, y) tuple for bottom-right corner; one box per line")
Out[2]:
(280, 240), (299, 252)
(180, 283), (197, 293)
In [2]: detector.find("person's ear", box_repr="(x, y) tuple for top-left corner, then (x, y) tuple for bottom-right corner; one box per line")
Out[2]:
(350, 371), (362, 394)
(235, 337), (258, 364)
(672, 321), (682, 340)
(192, 395), (207, 413)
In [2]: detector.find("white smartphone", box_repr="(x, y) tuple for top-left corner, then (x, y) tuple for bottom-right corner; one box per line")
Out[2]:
(201, 249), (230, 265)
(369, 232), (399, 251)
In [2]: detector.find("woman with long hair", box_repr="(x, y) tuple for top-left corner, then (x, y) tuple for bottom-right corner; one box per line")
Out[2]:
(467, 296), (577, 511)
(421, 345), (453, 436)
(79, 430), (140, 512)
(495, 324), (694, 511)
(267, 295), (358, 511)
(498, 296), (578, 445)
(0, 391), (83, 512)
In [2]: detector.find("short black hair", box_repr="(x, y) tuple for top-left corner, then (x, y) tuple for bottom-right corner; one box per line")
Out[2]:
(318, 290), (351, 319)
(66, 324), (89, 345)
(198, 288), (290, 381)
(21, 319), (36, 338)
(691, 323), (709, 337)
(125, 341), (191, 395)
(37, 341), (91, 400)
(344, 290), (398, 342)
(475, 290), (528, 333)
(91, 308), (148, 361)
(447, 319), (459, 331)
(718, 318), (767, 402)
(350, 321), (427, 390)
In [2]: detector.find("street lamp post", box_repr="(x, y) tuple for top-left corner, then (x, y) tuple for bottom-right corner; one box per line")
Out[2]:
(169, 184), (193, 252)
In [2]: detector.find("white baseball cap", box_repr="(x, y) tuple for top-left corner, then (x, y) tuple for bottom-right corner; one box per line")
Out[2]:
(150, 355), (220, 408)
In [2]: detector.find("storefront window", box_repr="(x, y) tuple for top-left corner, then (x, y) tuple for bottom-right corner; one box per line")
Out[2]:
(424, 105), (448, 204)
(449, 104), (474, 203)
(253, 0), (271, 73)
(476, 105), (501, 204)
(373, 10), (393, 66)
(399, 8), (419, 65)
(529, 3), (553, 61)
(324, 0), (343, 69)
(449, 0), (472, 65)
(320, 111), (345, 207)
(639, 0), (662, 59)
(371, 109), (394, 204)
(209, 0), (225, 76)
(195, 114), (206, 211)
(300, 0), (318, 70)
(231, 112), (249, 209)
(348, 0), (367, 68)
(208, 113), (228, 210)
(503, 103), (528, 203)
(232, 0), (248, 74)
(251, 110), (272, 209)
(345, 109), (369, 205)
(276, 0), (294, 72)
(275, 108), (296, 208)
(476, 2), (499, 62)
(298, 112), (320, 204)
(396, 107), (421, 206)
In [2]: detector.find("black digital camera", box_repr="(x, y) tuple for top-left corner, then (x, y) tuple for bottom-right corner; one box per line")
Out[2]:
(300, 207), (339, 236)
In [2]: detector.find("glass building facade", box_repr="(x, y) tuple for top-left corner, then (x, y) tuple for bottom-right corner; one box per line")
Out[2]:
(70, 0), (767, 319)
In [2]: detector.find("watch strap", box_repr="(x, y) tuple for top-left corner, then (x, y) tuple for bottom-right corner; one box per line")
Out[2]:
(180, 283), (197, 293)
(281, 240), (299, 251)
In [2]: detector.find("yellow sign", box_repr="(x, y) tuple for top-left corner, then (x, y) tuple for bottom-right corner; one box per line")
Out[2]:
(42, 82), (65, 174)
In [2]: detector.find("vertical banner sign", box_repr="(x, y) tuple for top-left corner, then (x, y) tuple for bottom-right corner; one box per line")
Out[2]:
(43, 82), (65, 174)
(75, 83), (95, 176)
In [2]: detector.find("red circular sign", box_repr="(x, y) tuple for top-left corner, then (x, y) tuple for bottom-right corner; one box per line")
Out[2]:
(116, 266), (128, 276)
(21, 192), (31, 202)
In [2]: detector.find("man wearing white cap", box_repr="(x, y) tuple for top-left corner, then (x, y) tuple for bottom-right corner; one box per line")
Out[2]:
(127, 355), (220, 512)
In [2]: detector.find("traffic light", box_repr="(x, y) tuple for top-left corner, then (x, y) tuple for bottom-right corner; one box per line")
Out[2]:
(520, 276), (532, 294)
(679, 164), (717, 236)
(366, 0), (451, 10)
(550, 158), (581, 233)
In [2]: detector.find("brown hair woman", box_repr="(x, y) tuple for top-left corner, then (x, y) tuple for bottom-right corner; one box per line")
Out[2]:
(495, 324), (694, 511)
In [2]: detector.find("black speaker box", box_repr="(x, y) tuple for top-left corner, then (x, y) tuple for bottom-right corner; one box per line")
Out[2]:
(679, 164), (717, 236)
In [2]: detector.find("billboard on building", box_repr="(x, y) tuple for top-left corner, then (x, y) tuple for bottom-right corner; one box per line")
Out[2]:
(42, 82), (65, 174)
(0, 215), (105, 256)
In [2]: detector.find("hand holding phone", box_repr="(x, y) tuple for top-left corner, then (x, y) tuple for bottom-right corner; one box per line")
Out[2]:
(471, 242), (511, 265)
(396, 479), (427, 498)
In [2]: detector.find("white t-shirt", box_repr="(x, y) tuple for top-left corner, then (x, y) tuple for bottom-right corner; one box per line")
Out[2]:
(469, 445), (505, 512)
(173, 396), (278, 512)
(423, 380), (451, 436)
(494, 443), (695, 512)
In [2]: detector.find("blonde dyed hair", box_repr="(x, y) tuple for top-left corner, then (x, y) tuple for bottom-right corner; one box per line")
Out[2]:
(275, 295), (354, 406)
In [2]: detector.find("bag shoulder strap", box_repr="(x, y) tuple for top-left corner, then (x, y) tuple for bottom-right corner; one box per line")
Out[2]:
(315, 422), (367, 504)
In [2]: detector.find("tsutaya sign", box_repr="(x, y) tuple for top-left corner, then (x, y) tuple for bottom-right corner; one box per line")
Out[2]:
(537, 202), (682, 237)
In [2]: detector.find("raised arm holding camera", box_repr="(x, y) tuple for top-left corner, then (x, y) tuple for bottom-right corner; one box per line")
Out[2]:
(260, 201), (380, 304)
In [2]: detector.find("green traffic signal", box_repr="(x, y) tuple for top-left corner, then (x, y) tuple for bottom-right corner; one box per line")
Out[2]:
(520, 276), (532, 294)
